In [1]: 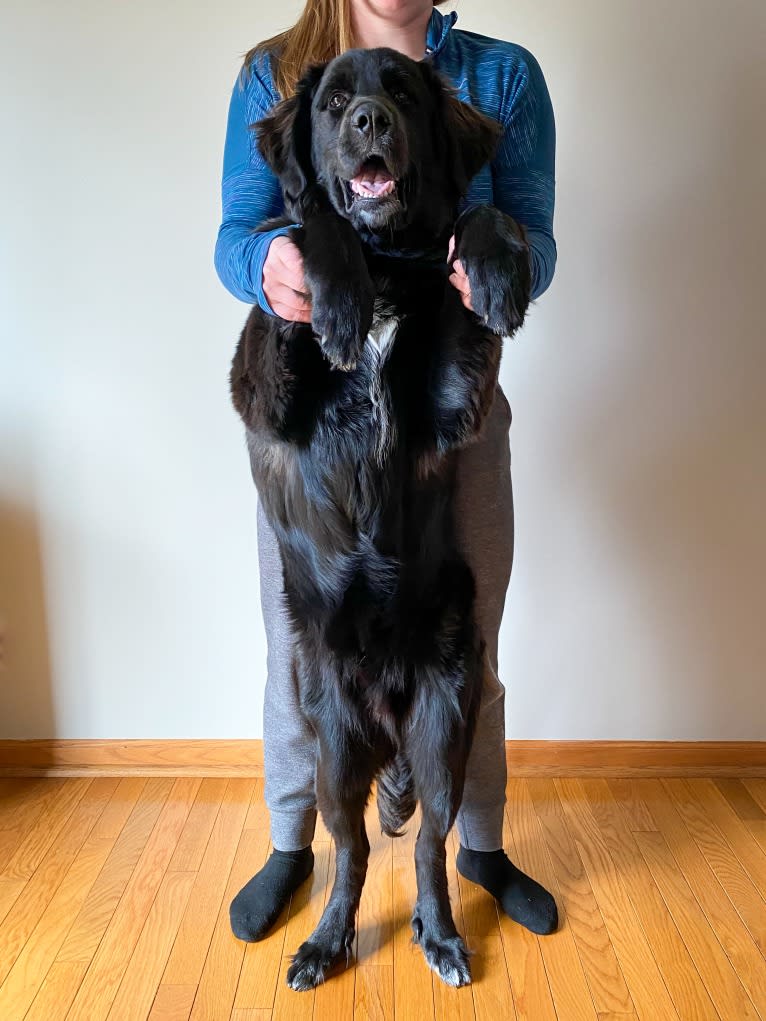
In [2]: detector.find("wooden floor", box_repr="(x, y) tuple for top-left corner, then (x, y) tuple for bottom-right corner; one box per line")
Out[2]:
(0, 777), (765, 1021)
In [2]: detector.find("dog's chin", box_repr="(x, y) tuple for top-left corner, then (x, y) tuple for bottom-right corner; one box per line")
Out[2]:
(344, 190), (404, 232)
(331, 156), (410, 233)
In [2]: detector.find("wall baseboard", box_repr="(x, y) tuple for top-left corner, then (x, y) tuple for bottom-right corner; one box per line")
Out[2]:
(0, 739), (764, 778)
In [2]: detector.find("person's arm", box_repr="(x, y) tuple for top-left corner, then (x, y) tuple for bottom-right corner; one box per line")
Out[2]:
(491, 48), (557, 300)
(214, 61), (295, 311)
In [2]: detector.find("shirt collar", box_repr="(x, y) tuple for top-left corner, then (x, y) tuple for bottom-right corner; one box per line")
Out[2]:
(425, 7), (458, 57)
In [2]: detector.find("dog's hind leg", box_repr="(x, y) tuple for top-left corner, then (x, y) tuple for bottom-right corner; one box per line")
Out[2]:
(286, 729), (377, 991)
(405, 683), (474, 987)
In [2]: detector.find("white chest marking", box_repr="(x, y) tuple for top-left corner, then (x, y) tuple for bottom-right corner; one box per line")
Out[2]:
(366, 316), (399, 359)
(365, 316), (399, 466)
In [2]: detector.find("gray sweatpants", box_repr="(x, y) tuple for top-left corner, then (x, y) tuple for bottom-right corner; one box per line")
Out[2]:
(256, 388), (514, 852)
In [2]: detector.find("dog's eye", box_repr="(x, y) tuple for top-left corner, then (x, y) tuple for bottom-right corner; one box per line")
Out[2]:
(328, 92), (349, 110)
(392, 90), (410, 105)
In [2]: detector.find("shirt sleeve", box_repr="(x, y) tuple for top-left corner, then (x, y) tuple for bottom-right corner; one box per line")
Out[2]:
(213, 63), (293, 311)
(492, 49), (557, 299)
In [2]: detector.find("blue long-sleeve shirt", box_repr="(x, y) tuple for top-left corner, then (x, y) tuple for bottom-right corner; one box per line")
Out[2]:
(215, 7), (556, 311)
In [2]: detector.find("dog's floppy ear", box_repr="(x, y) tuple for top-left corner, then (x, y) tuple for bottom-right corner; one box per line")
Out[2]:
(442, 94), (503, 191)
(421, 63), (502, 196)
(255, 64), (325, 214)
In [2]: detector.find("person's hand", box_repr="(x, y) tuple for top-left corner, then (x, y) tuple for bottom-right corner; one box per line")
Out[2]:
(447, 234), (474, 313)
(263, 236), (312, 322)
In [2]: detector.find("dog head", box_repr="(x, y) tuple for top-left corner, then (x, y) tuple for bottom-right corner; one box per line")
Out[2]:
(256, 48), (501, 241)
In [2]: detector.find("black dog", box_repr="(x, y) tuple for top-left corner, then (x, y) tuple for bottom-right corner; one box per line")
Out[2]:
(230, 47), (531, 989)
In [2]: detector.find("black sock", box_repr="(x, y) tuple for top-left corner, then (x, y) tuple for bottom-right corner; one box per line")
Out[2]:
(456, 846), (558, 935)
(229, 846), (314, 942)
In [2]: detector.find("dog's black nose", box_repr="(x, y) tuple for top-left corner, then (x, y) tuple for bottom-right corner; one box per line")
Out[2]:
(352, 100), (391, 138)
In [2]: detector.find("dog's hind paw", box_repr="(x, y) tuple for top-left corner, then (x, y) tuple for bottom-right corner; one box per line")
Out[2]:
(412, 921), (472, 987)
(286, 936), (352, 990)
(422, 935), (472, 986)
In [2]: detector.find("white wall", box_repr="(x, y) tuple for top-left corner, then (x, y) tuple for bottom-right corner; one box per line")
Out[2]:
(1, 1), (764, 740)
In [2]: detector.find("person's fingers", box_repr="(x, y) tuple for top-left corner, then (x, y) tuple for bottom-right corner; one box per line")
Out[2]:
(449, 271), (474, 313)
(263, 237), (307, 301)
(264, 238), (311, 315)
(268, 282), (312, 322)
(447, 234), (456, 263)
(272, 278), (311, 311)
(448, 269), (471, 298)
(273, 238), (307, 292)
(449, 276), (470, 297)
(271, 301), (312, 323)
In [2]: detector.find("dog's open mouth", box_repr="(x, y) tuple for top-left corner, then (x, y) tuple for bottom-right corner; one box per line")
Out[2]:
(345, 156), (398, 201)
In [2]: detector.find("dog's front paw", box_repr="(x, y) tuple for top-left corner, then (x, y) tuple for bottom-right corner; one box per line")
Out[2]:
(453, 205), (531, 337)
(311, 273), (374, 371)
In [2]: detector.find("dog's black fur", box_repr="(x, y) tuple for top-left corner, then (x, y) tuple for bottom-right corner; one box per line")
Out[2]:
(230, 48), (531, 989)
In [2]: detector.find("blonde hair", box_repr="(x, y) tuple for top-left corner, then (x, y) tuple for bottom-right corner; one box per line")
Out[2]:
(246, 0), (448, 99)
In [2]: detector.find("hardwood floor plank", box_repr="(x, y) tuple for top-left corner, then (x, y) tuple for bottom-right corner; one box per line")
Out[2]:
(636, 780), (766, 1020)
(0, 778), (117, 987)
(497, 807), (557, 1021)
(270, 842), (334, 1021)
(684, 779), (766, 891)
(5, 773), (764, 1021)
(455, 834), (517, 1021)
(163, 779), (256, 993)
(1, 778), (94, 881)
(714, 780), (766, 822)
(169, 778), (229, 872)
(0, 835), (114, 1020)
(527, 778), (632, 1016)
(507, 780), (598, 1021)
(64, 777), (201, 1021)
(313, 944), (356, 1021)
(742, 782), (766, 856)
(663, 779), (766, 953)
(554, 778), (681, 1021)
(190, 787), (285, 1021)
(232, 793), (287, 1012)
(392, 853), (435, 1021)
(147, 984), (196, 1021)
(636, 830), (760, 1021)
(241, 779), (266, 832)
(0, 779), (67, 832)
(0, 879), (24, 926)
(106, 870), (196, 1021)
(606, 779), (658, 831)
(745, 820), (766, 859)
(0, 781), (31, 830)
(0, 828), (25, 874)
(354, 965), (393, 1021)
(91, 778), (148, 840)
(357, 799), (393, 966)
(578, 779), (719, 1021)
(744, 779), (766, 814)
(57, 777), (171, 963)
(24, 960), (88, 1021)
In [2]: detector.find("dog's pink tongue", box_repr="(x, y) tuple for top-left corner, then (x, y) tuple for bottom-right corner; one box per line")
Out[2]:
(350, 167), (395, 197)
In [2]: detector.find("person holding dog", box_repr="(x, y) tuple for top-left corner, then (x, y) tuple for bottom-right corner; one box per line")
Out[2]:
(215, 0), (558, 942)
